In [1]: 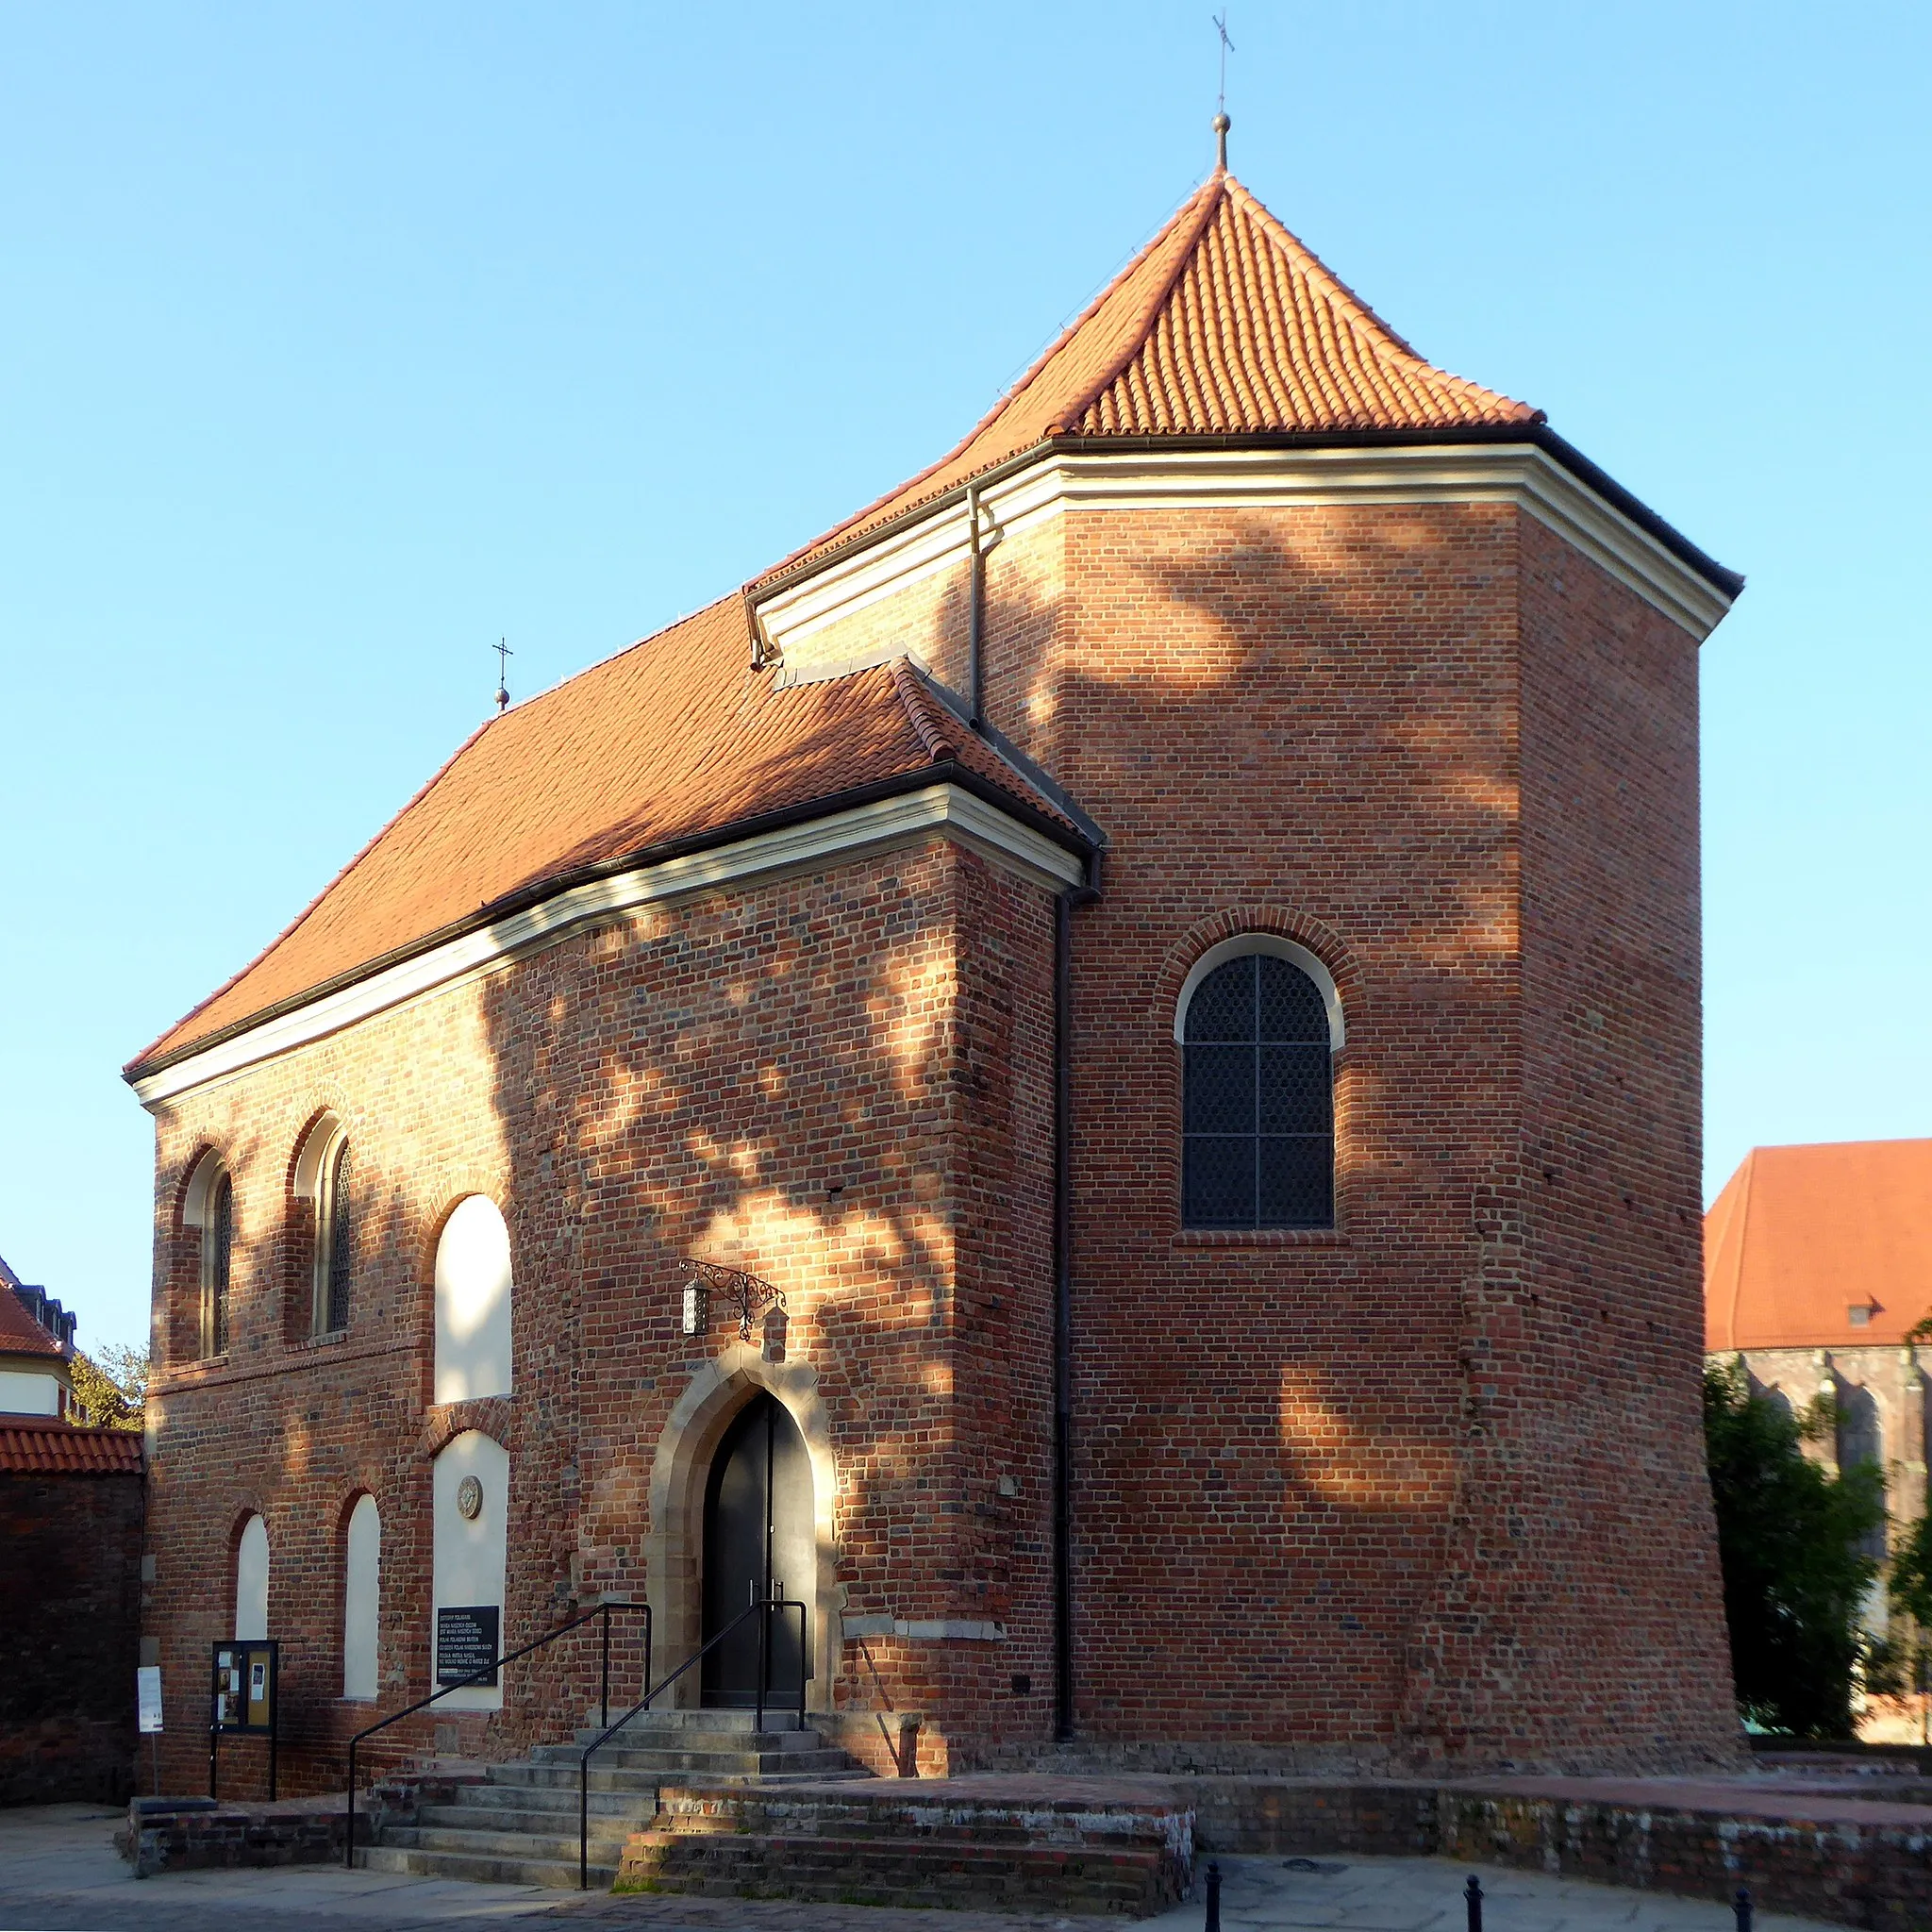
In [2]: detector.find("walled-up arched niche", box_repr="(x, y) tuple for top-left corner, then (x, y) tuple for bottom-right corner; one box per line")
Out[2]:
(434, 1197), (512, 1405)
(431, 1430), (508, 1712)
(234, 1514), (270, 1640)
(342, 1494), (380, 1700)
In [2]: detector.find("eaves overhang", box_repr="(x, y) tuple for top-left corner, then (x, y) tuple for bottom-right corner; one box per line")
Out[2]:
(748, 425), (1742, 624)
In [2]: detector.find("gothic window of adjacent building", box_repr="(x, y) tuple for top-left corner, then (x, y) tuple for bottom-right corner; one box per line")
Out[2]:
(1176, 939), (1341, 1231)
(192, 1163), (235, 1359)
(342, 1493), (380, 1700)
(1837, 1383), (1889, 1563)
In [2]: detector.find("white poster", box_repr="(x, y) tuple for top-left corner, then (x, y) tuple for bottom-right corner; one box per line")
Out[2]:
(137, 1666), (163, 1735)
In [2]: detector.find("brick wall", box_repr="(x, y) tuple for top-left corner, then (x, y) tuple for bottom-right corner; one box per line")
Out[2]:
(973, 498), (1735, 1770)
(141, 482), (1740, 1785)
(0, 1466), (143, 1803)
(142, 839), (1059, 1794)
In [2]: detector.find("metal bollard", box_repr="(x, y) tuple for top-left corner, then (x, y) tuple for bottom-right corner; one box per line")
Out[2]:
(1465, 1874), (1484, 1932)
(1205, 1859), (1222, 1932)
(1734, 1888), (1753, 1932)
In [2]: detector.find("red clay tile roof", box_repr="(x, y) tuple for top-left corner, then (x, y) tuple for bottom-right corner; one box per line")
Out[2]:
(0, 1286), (66, 1362)
(1705, 1141), (1932, 1351)
(0, 1416), (143, 1474)
(129, 170), (1550, 1081)
(758, 171), (1540, 584)
(129, 599), (1084, 1074)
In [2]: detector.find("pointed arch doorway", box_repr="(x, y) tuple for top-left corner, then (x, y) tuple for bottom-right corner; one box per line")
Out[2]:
(701, 1391), (814, 1707)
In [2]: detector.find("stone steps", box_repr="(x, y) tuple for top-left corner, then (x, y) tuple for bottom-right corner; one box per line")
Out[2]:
(492, 1757), (861, 1791)
(432, 1785), (648, 1821)
(532, 1743), (857, 1777)
(360, 1842), (620, 1890)
(358, 1712), (874, 1890)
(418, 1803), (642, 1837)
(384, 1823), (636, 1862)
(608, 1781), (1192, 1911)
(616, 1827), (1171, 1912)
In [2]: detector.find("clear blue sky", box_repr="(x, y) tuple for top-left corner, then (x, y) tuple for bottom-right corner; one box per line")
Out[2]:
(3, 3), (1926, 1356)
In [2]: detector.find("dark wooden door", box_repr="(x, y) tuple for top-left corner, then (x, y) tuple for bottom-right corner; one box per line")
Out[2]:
(700, 1392), (812, 1707)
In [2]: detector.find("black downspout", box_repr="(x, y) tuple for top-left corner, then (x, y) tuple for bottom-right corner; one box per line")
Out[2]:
(1052, 864), (1099, 1740)
(966, 484), (986, 732)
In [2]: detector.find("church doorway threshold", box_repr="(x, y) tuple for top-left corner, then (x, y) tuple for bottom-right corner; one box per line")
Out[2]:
(699, 1391), (813, 1708)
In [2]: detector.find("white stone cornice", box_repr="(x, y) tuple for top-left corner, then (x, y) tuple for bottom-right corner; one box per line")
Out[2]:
(755, 444), (1736, 679)
(132, 783), (1086, 1108)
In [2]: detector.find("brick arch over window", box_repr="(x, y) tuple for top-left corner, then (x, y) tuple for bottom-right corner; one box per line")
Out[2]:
(1152, 907), (1364, 1030)
(418, 1399), (514, 1460)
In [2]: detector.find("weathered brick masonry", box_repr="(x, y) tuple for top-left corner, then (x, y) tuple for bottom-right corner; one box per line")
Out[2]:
(0, 1441), (144, 1803)
(130, 162), (1744, 1794)
(142, 841), (1058, 1792)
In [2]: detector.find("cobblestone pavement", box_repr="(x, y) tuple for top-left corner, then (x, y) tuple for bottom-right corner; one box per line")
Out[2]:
(0, 1806), (1845, 1932)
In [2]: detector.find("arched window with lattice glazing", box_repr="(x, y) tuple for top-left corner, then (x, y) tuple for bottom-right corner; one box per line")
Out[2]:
(313, 1131), (353, 1335)
(202, 1170), (234, 1357)
(1180, 946), (1336, 1230)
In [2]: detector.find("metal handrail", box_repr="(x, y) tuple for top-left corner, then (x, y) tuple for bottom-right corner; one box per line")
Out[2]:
(343, 1600), (651, 1869)
(576, 1595), (807, 1890)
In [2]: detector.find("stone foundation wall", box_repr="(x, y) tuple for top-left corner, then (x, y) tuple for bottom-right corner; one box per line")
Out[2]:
(117, 1794), (363, 1874)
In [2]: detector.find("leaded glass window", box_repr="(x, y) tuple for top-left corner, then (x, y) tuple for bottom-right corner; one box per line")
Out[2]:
(204, 1170), (233, 1357)
(1182, 952), (1333, 1229)
(325, 1138), (353, 1332)
(312, 1129), (353, 1335)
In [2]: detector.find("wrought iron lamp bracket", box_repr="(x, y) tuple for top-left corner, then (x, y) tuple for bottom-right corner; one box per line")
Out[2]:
(683, 1260), (784, 1342)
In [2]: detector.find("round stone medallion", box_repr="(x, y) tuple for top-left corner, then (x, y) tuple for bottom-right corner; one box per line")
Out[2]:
(456, 1474), (483, 1521)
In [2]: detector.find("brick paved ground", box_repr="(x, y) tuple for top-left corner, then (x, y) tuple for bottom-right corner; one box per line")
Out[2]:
(0, 1805), (1846, 1932)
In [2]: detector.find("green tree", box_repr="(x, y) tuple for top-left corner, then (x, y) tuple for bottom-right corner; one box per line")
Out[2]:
(68, 1342), (148, 1431)
(1703, 1360), (1887, 1738)
(1894, 1512), (1932, 1632)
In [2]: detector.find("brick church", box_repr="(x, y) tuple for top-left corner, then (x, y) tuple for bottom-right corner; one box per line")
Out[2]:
(128, 152), (1747, 1791)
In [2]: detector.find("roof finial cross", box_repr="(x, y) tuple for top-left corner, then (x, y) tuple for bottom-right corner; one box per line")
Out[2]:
(493, 637), (513, 713)
(1212, 10), (1234, 172)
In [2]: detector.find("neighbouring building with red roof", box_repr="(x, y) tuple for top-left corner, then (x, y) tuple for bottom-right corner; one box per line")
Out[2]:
(0, 1249), (81, 1421)
(125, 141), (1747, 1800)
(0, 1417), (145, 1806)
(1706, 1139), (1932, 1631)
(0, 1258), (149, 1802)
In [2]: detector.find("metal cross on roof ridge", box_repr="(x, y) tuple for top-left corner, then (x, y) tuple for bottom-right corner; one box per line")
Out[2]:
(1212, 10), (1234, 171)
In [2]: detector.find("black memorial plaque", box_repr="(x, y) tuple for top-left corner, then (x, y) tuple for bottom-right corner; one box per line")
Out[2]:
(436, 1605), (501, 1687)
